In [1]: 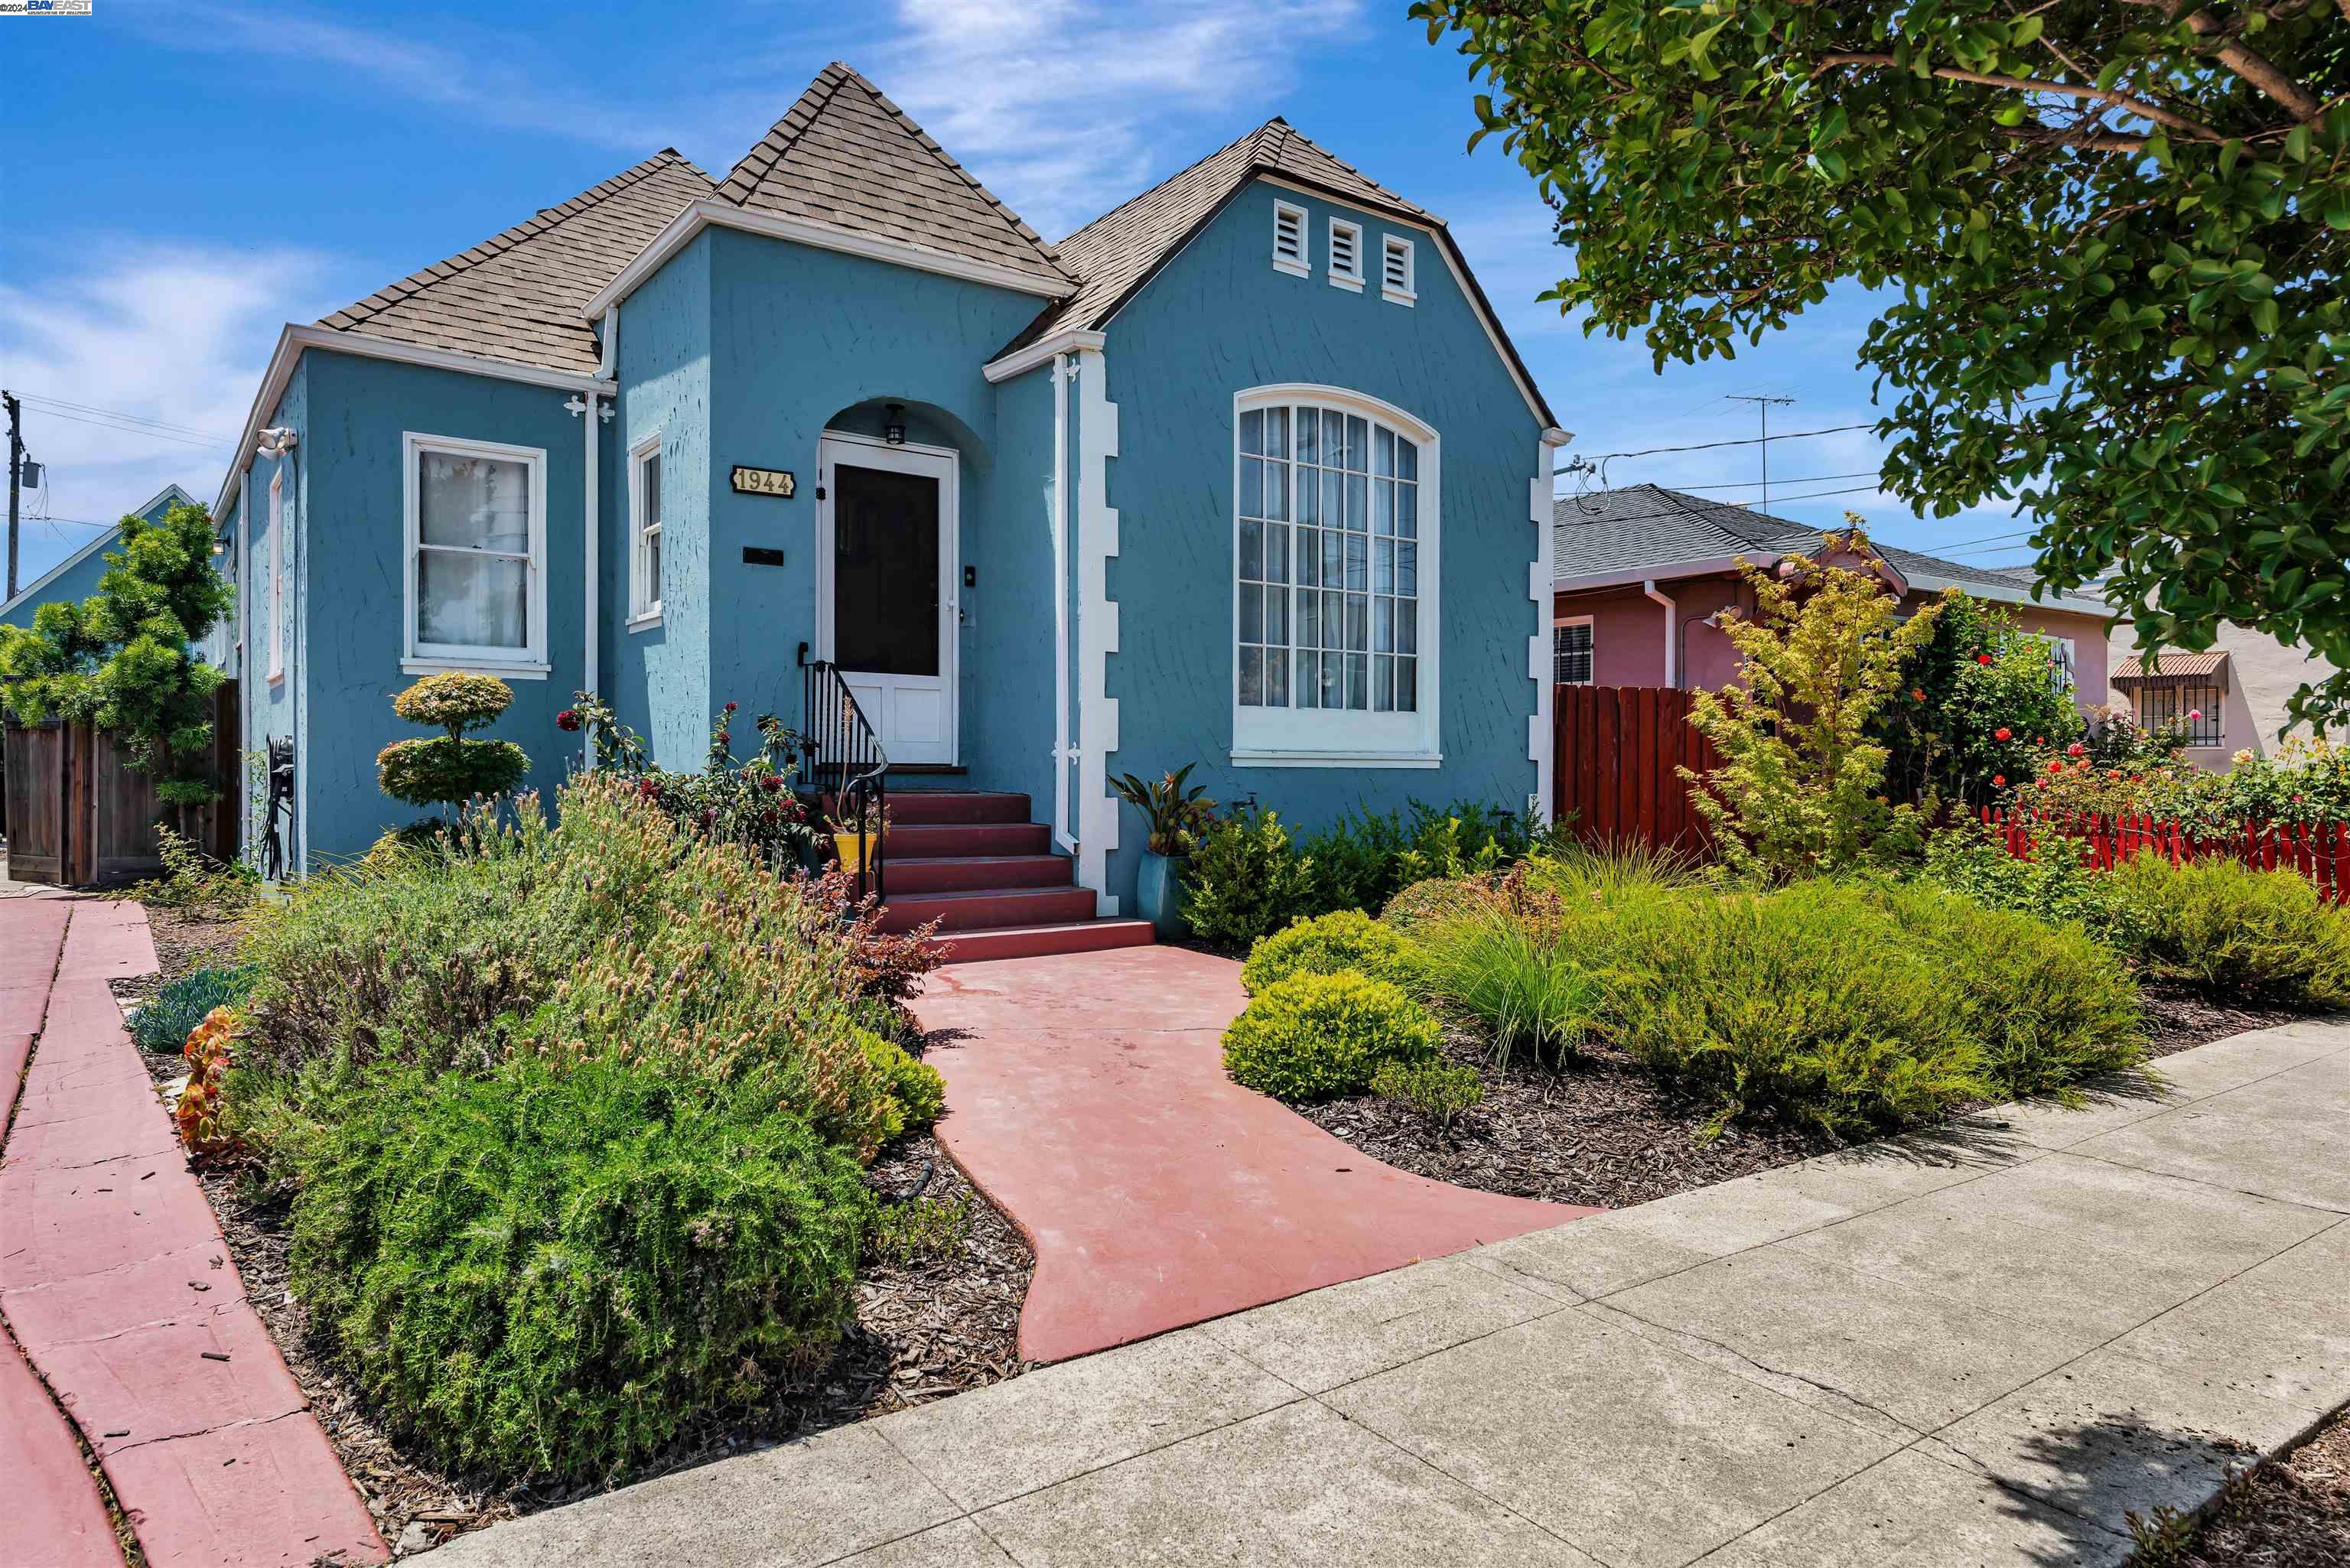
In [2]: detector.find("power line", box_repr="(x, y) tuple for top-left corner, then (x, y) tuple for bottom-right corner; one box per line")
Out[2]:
(18, 393), (235, 444)
(1575, 421), (1877, 464)
(1671, 470), (1883, 492)
(13, 406), (234, 451)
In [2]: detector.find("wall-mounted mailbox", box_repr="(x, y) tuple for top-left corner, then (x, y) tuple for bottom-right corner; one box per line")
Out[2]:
(743, 546), (785, 567)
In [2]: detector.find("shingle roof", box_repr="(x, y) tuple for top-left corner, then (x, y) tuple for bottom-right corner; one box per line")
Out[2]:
(716, 63), (1069, 291)
(1553, 484), (2108, 610)
(318, 150), (713, 376)
(998, 118), (1437, 358)
(2113, 651), (2229, 680)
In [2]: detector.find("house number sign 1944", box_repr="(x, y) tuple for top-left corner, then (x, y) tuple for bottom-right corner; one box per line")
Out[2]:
(731, 465), (796, 498)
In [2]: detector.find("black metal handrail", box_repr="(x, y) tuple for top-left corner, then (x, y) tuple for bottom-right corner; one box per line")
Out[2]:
(798, 648), (888, 905)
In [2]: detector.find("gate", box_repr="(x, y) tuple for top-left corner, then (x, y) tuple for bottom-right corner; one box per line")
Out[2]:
(1551, 685), (1719, 856)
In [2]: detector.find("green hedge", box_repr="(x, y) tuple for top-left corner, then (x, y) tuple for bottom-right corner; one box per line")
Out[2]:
(1240, 910), (1417, 994)
(2111, 852), (2350, 1005)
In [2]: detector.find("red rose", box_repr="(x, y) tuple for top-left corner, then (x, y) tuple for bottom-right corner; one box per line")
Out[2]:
(2066, 742), (2086, 757)
(716, 730), (731, 747)
(724, 701), (737, 713)
(1993, 775), (2006, 787)
(555, 708), (581, 732)
(1994, 727), (2011, 742)
(761, 808), (779, 825)
(1912, 688), (1925, 701)
(2035, 736), (2046, 745)
(1976, 653), (1993, 665)
(2107, 769), (2122, 779)
(759, 774), (783, 794)
(636, 779), (659, 799)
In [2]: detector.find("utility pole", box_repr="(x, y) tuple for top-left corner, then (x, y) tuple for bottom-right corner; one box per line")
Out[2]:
(1725, 395), (1795, 517)
(5, 389), (21, 601)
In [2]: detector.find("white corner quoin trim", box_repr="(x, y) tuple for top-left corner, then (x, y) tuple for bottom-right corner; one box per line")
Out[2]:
(585, 200), (1079, 321)
(1074, 343), (1121, 917)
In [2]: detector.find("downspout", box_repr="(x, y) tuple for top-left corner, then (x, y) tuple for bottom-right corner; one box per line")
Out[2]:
(1643, 579), (1678, 688)
(571, 304), (618, 768)
(1049, 352), (1076, 853)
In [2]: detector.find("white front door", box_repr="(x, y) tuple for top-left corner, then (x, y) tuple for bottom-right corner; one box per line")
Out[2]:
(815, 432), (958, 766)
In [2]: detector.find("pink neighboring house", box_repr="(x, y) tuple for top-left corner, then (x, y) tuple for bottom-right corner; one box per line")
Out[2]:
(1551, 485), (2114, 709)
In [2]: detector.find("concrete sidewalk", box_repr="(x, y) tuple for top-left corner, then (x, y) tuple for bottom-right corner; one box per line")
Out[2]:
(435, 1018), (2350, 1568)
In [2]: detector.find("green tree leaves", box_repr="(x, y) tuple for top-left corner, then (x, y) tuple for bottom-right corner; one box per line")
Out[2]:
(1411, 0), (2350, 727)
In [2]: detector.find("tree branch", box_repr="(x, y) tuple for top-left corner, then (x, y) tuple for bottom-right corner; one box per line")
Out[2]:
(1811, 53), (2225, 139)
(2171, 4), (2326, 120)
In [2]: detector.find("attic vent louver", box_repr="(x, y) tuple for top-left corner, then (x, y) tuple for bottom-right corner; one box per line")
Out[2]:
(1271, 200), (1307, 275)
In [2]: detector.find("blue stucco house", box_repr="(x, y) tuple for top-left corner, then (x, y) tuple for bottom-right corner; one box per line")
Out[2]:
(214, 64), (1566, 950)
(1, 484), (210, 642)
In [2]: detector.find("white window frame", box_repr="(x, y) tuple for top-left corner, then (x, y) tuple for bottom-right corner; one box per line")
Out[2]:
(401, 430), (550, 678)
(627, 430), (664, 629)
(2049, 634), (2078, 695)
(1271, 200), (1309, 278)
(1230, 384), (1441, 769)
(266, 470), (285, 684)
(1554, 616), (1594, 685)
(1382, 235), (1417, 306)
(1328, 218), (1364, 292)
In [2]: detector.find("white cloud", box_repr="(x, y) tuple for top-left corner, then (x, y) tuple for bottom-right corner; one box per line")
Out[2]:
(0, 246), (324, 583)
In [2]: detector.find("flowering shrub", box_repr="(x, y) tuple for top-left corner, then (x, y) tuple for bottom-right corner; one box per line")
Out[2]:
(2004, 733), (2350, 832)
(563, 691), (818, 870)
(1883, 591), (2085, 805)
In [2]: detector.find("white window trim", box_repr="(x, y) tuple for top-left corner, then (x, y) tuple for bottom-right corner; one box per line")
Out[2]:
(627, 429), (663, 630)
(1554, 615), (1594, 685)
(1229, 383), (1441, 768)
(1328, 218), (1364, 292)
(400, 430), (552, 678)
(1271, 200), (1309, 278)
(266, 470), (285, 685)
(1382, 235), (1417, 306)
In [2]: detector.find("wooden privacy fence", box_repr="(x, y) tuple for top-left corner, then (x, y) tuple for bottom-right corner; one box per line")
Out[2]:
(1552, 685), (1720, 856)
(1981, 806), (2350, 904)
(2, 682), (239, 886)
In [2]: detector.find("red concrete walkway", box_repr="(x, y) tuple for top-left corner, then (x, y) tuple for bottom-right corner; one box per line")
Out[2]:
(912, 945), (1598, 1363)
(0, 897), (386, 1568)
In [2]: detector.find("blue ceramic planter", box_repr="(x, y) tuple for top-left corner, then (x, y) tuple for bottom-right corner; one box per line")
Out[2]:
(1135, 851), (1188, 938)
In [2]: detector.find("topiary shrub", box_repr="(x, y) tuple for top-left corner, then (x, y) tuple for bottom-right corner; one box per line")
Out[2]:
(2110, 853), (2350, 1005)
(129, 964), (258, 1052)
(377, 672), (529, 820)
(1241, 909), (1417, 993)
(1221, 971), (1440, 1101)
(282, 1055), (872, 1485)
(1370, 1057), (1486, 1127)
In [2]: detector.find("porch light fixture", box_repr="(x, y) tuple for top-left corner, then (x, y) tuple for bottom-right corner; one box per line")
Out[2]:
(884, 405), (906, 446)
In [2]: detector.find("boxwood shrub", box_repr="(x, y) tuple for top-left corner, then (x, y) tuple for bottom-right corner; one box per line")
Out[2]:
(282, 1056), (872, 1485)
(1222, 971), (1440, 1100)
(1240, 910), (1417, 993)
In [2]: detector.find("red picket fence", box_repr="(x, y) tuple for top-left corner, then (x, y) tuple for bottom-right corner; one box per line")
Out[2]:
(1981, 806), (2350, 904)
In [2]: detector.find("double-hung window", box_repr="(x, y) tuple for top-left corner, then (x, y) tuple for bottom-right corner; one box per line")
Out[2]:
(1554, 619), (1594, 685)
(402, 431), (548, 675)
(630, 432), (663, 626)
(2048, 635), (2078, 695)
(1234, 387), (1439, 765)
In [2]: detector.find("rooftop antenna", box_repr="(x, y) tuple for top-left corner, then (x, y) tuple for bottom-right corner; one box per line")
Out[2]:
(1725, 395), (1795, 517)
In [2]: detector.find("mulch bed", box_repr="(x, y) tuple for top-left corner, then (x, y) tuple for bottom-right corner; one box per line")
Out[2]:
(2163, 1405), (2350, 1566)
(1293, 987), (2333, 1212)
(124, 908), (1034, 1558)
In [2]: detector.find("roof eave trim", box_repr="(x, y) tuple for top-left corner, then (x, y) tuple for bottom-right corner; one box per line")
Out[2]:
(1554, 555), (1777, 593)
(216, 325), (618, 516)
(1906, 571), (2112, 617)
(982, 328), (1107, 384)
(584, 199), (1078, 320)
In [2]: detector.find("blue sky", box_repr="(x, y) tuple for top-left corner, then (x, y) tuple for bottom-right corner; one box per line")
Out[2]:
(0, 0), (2036, 588)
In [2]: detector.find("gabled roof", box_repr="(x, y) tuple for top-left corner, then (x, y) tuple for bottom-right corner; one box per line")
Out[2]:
(714, 63), (1070, 292)
(1000, 119), (1428, 356)
(989, 117), (1555, 427)
(317, 150), (714, 376)
(1553, 484), (2111, 614)
(0, 485), (197, 622)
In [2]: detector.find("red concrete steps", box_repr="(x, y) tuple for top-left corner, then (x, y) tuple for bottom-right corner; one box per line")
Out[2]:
(872, 790), (1153, 962)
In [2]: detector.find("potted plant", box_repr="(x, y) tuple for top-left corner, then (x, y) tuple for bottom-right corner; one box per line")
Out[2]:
(825, 795), (890, 874)
(1110, 763), (1216, 937)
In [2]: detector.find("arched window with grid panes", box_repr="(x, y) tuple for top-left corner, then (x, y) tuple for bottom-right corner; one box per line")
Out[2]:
(1232, 386), (1440, 765)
